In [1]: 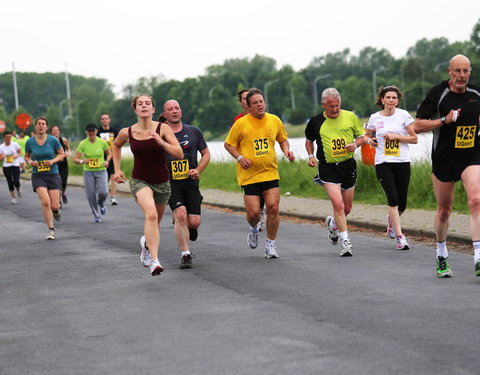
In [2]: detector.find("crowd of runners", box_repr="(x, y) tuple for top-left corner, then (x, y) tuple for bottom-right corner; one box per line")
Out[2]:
(1, 54), (479, 279)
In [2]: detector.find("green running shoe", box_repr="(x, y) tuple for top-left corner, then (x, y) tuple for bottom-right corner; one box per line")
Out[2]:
(475, 259), (480, 277)
(436, 256), (453, 278)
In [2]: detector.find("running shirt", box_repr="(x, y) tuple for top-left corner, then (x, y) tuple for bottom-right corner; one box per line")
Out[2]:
(25, 135), (62, 174)
(128, 123), (169, 184)
(367, 108), (414, 164)
(225, 112), (289, 186)
(97, 126), (118, 148)
(77, 137), (110, 171)
(0, 142), (21, 167)
(12, 135), (29, 156)
(416, 80), (480, 170)
(166, 124), (208, 181)
(305, 110), (364, 164)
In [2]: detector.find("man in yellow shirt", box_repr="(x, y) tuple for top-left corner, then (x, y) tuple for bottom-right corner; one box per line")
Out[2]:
(225, 88), (295, 258)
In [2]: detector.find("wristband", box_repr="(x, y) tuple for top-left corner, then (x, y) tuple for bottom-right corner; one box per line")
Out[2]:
(237, 155), (244, 162)
(80, 160), (84, 164)
(308, 154), (315, 159)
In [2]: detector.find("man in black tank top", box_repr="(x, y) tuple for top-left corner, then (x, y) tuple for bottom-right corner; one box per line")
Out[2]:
(163, 100), (210, 269)
(414, 54), (480, 278)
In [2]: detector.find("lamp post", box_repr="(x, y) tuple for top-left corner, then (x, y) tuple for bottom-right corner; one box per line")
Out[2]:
(264, 79), (278, 112)
(372, 67), (388, 101)
(312, 74), (330, 115)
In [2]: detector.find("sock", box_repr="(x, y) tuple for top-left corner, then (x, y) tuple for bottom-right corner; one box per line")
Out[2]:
(339, 231), (348, 241)
(49, 227), (54, 231)
(473, 241), (480, 263)
(266, 238), (275, 247)
(436, 240), (448, 258)
(182, 250), (191, 256)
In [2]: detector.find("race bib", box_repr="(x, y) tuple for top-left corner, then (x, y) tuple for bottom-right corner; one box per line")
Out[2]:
(331, 138), (347, 158)
(171, 159), (190, 180)
(88, 158), (100, 168)
(253, 137), (269, 157)
(100, 133), (113, 148)
(455, 126), (476, 148)
(37, 160), (51, 172)
(6, 155), (14, 163)
(384, 139), (400, 156)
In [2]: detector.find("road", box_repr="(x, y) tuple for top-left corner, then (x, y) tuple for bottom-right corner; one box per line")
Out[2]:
(0, 178), (479, 375)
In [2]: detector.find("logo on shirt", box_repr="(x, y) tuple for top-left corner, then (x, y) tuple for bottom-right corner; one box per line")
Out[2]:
(376, 121), (384, 129)
(179, 140), (189, 148)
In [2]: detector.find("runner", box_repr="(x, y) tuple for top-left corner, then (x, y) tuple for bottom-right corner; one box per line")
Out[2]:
(366, 86), (417, 250)
(97, 113), (119, 205)
(0, 131), (22, 204)
(24, 117), (65, 240)
(74, 124), (111, 222)
(163, 99), (210, 269)
(414, 54), (480, 278)
(12, 131), (29, 173)
(50, 125), (71, 205)
(112, 94), (182, 276)
(305, 88), (366, 256)
(225, 88), (295, 259)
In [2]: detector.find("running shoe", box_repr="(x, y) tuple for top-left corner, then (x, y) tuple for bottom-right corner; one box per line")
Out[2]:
(149, 259), (164, 276)
(62, 194), (68, 204)
(258, 208), (266, 232)
(475, 259), (480, 277)
(140, 235), (152, 267)
(326, 216), (339, 245)
(387, 215), (396, 239)
(17, 187), (22, 198)
(265, 242), (279, 259)
(339, 239), (353, 257)
(11, 197), (17, 204)
(256, 220), (263, 232)
(247, 228), (259, 249)
(179, 253), (195, 269)
(436, 256), (453, 278)
(46, 229), (56, 240)
(110, 196), (118, 206)
(100, 205), (107, 216)
(189, 228), (198, 242)
(94, 217), (102, 223)
(52, 210), (61, 221)
(395, 235), (410, 250)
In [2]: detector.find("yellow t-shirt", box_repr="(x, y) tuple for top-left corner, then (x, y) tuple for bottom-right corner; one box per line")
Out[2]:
(225, 113), (288, 186)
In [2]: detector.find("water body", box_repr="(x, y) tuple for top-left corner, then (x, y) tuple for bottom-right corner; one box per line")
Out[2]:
(122, 133), (433, 163)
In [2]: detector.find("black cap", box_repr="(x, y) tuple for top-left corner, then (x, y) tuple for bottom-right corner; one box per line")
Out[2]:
(85, 123), (98, 131)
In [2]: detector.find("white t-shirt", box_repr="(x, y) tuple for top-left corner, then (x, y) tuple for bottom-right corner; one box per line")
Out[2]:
(367, 108), (414, 164)
(0, 141), (21, 167)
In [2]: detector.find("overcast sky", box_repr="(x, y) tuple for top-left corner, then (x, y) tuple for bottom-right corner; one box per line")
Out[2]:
(1, 0), (478, 96)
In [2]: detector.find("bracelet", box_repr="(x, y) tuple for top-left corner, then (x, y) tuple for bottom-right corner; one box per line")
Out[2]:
(308, 154), (315, 159)
(80, 160), (84, 164)
(237, 155), (244, 162)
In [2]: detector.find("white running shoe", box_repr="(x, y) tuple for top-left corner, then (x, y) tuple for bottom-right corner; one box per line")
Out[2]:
(265, 242), (279, 259)
(53, 210), (61, 222)
(149, 259), (163, 276)
(339, 239), (353, 257)
(11, 197), (18, 204)
(326, 216), (339, 245)
(247, 228), (259, 249)
(140, 236), (152, 267)
(16, 188), (22, 198)
(110, 196), (118, 206)
(387, 215), (396, 239)
(395, 235), (410, 250)
(46, 229), (56, 240)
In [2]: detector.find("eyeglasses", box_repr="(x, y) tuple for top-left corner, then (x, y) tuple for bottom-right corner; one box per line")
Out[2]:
(451, 68), (471, 75)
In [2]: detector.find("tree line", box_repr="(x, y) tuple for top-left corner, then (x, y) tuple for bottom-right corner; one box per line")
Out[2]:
(0, 18), (479, 139)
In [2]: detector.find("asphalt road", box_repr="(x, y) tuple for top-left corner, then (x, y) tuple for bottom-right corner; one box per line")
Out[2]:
(1, 178), (479, 375)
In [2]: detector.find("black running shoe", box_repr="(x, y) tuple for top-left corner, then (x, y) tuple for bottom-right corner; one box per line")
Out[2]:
(179, 254), (195, 269)
(189, 228), (198, 241)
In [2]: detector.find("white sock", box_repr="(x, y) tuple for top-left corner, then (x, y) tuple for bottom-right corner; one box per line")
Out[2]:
(473, 241), (480, 263)
(436, 240), (448, 258)
(339, 231), (348, 241)
(266, 238), (275, 247)
(181, 250), (191, 256)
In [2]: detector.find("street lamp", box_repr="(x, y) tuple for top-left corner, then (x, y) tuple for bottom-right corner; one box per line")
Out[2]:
(372, 67), (388, 101)
(434, 61), (449, 72)
(264, 79), (278, 112)
(312, 74), (330, 115)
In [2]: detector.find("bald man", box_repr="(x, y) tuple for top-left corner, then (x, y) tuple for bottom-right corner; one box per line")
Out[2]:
(163, 99), (210, 269)
(414, 54), (480, 278)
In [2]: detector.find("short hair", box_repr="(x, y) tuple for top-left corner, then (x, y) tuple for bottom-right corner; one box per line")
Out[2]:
(246, 88), (264, 106)
(100, 112), (110, 119)
(34, 116), (49, 126)
(321, 88), (341, 104)
(3, 131), (12, 137)
(376, 86), (403, 108)
(131, 94), (156, 110)
(237, 89), (249, 102)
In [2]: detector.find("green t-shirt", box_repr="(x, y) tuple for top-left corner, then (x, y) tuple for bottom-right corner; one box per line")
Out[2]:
(77, 137), (109, 171)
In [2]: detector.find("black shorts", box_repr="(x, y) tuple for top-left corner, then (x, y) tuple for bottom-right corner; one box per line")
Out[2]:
(106, 159), (115, 177)
(241, 180), (279, 196)
(433, 154), (480, 182)
(168, 179), (203, 215)
(31, 173), (62, 192)
(317, 158), (356, 190)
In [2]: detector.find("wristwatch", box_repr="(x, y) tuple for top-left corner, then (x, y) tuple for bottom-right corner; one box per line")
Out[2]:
(440, 116), (446, 125)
